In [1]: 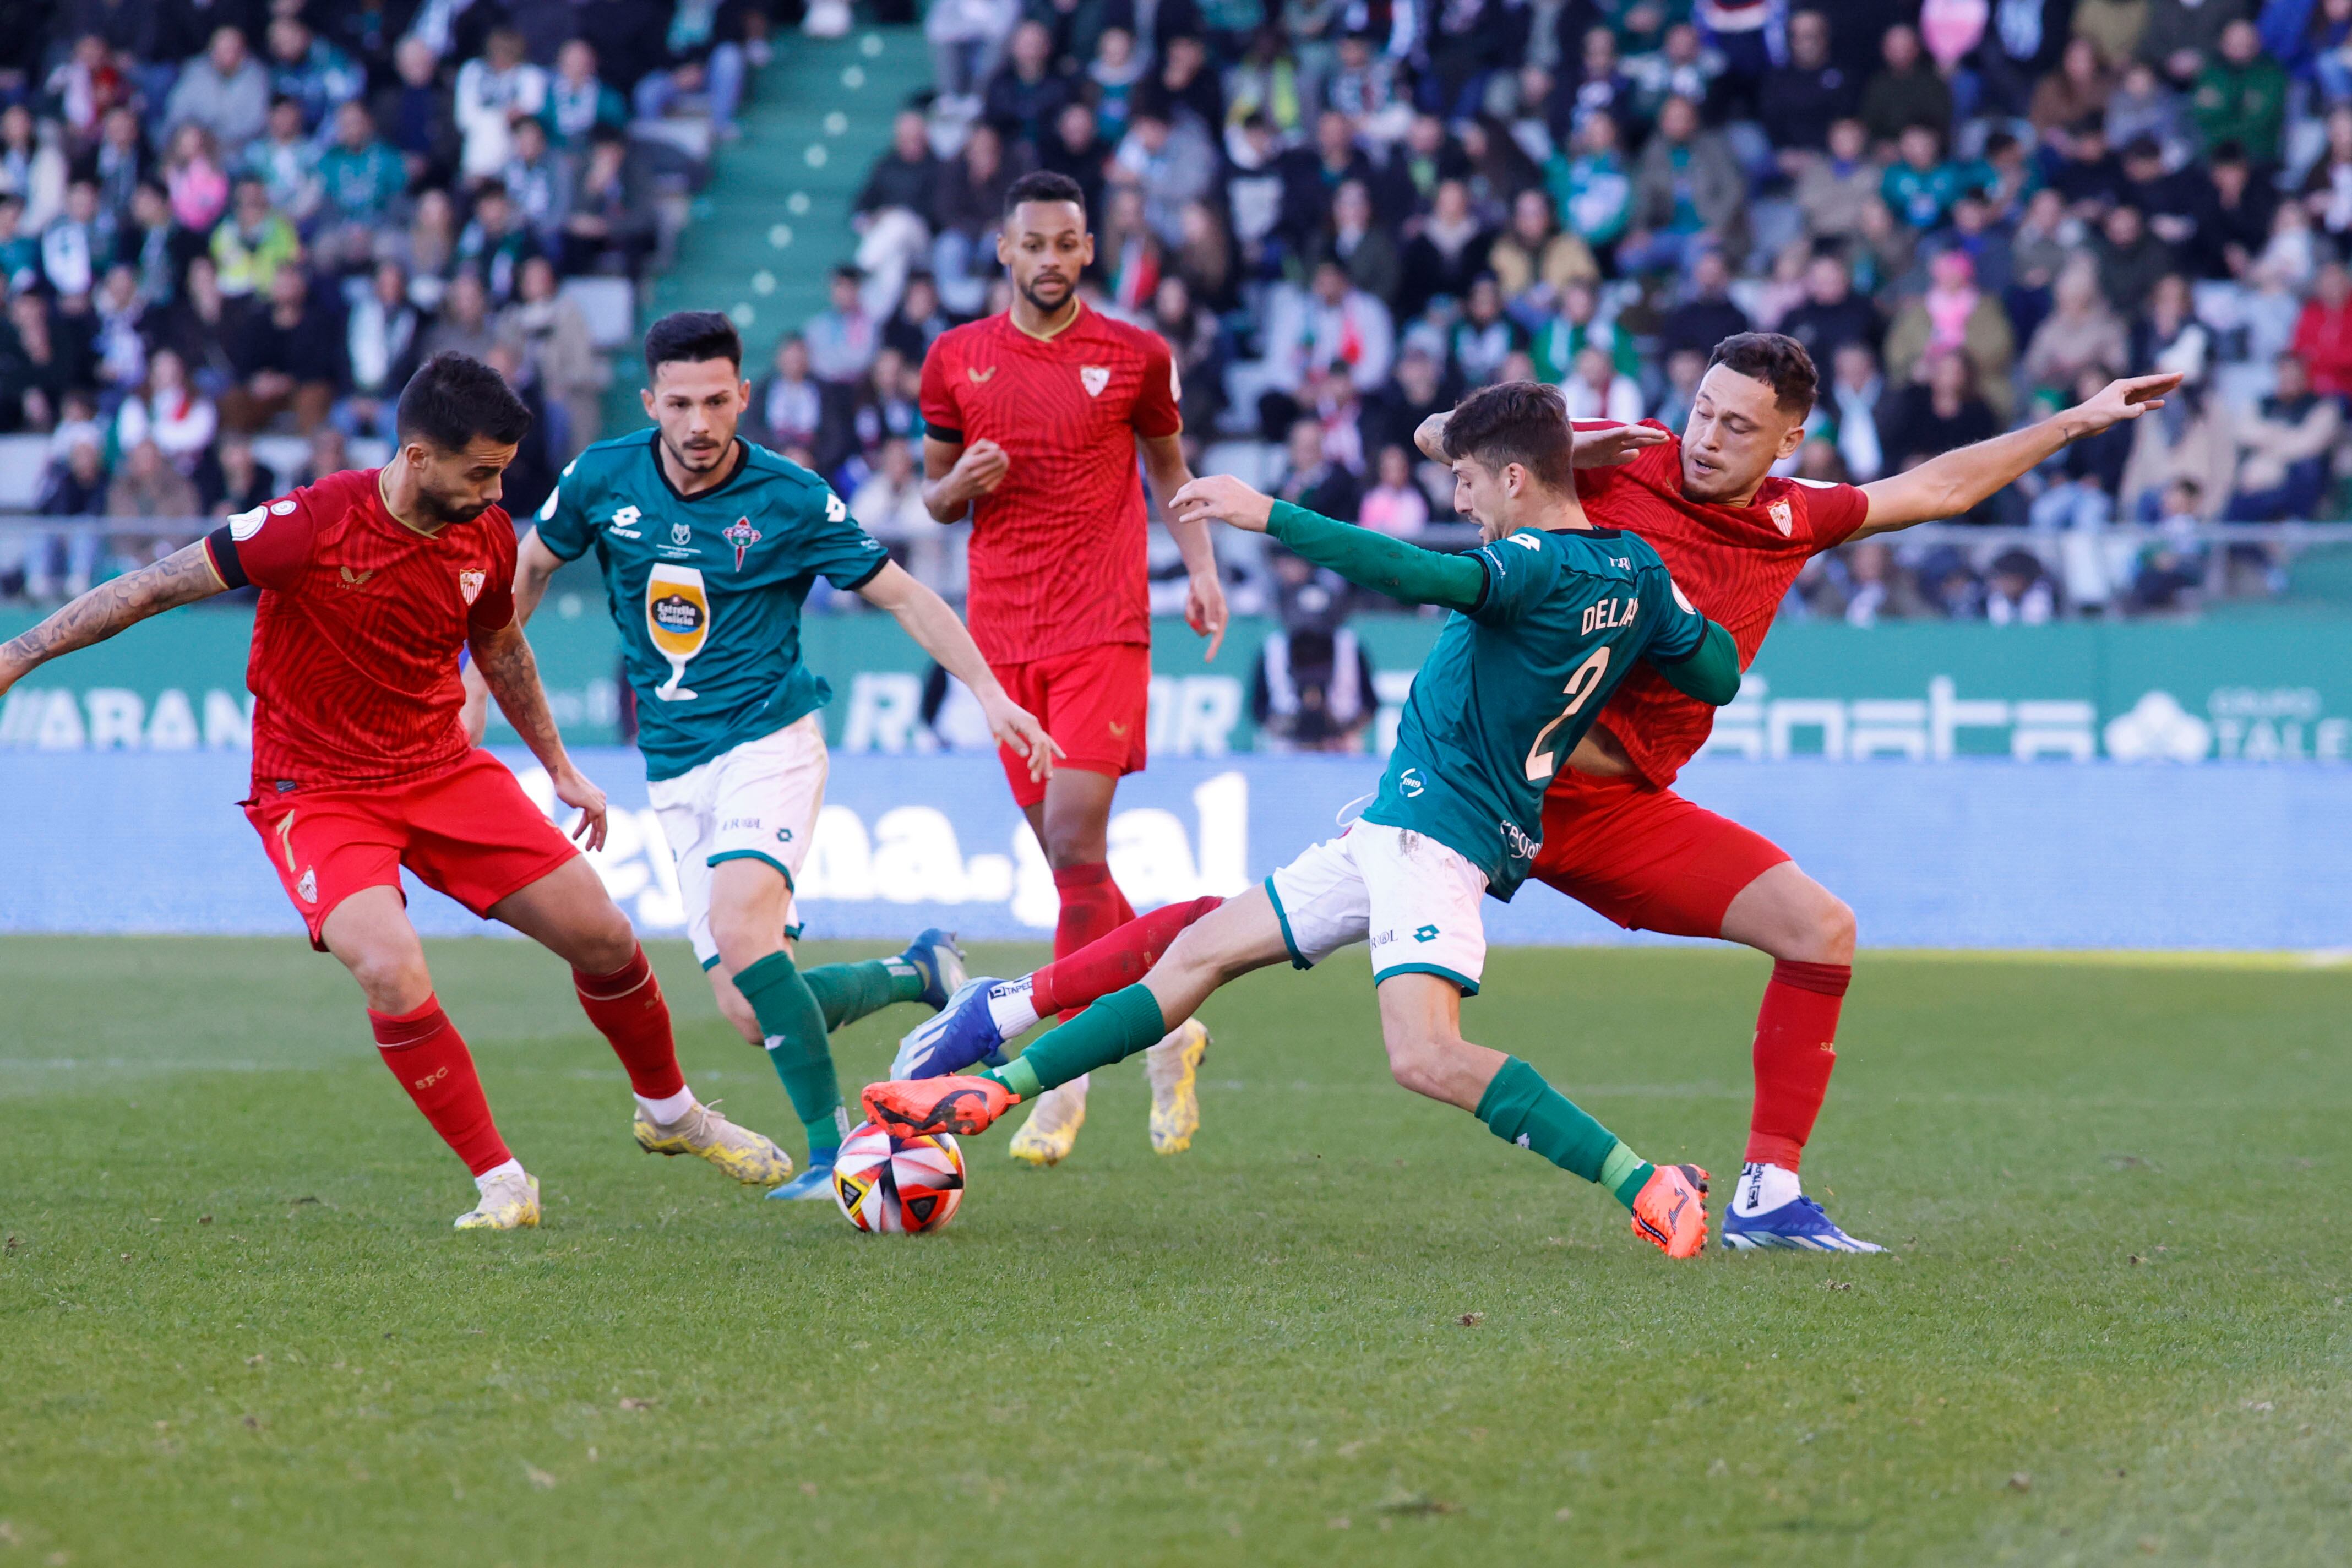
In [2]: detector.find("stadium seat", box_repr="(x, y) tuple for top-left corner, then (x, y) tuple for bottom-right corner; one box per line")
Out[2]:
(0, 435), (49, 511)
(562, 277), (640, 352)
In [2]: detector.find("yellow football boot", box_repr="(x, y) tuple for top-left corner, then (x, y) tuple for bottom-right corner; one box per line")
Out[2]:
(455, 1170), (541, 1231)
(1008, 1077), (1089, 1166)
(633, 1099), (794, 1187)
(1145, 1019), (1210, 1155)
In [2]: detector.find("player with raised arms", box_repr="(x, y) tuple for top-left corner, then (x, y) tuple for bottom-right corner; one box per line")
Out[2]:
(866, 382), (1744, 1257)
(0, 352), (797, 1229)
(1430, 336), (2180, 1251)
(927, 340), (2188, 1248)
(917, 168), (1231, 1166)
(466, 311), (1060, 1199)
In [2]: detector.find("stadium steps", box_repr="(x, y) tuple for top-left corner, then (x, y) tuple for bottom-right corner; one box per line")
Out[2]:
(603, 23), (931, 434)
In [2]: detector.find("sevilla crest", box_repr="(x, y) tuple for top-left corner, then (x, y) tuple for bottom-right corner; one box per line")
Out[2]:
(1767, 498), (1794, 537)
(1079, 364), (1110, 396)
(456, 569), (487, 605)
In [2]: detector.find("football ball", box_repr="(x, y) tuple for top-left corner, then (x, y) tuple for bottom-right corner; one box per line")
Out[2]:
(832, 1120), (966, 1234)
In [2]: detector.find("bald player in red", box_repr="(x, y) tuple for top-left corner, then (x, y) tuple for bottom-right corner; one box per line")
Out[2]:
(1417, 333), (2182, 1250)
(917, 168), (1229, 1166)
(0, 353), (800, 1230)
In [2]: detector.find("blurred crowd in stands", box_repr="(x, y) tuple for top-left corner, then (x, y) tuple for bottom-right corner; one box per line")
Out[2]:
(0, 0), (775, 600)
(799, 0), (2352, 627)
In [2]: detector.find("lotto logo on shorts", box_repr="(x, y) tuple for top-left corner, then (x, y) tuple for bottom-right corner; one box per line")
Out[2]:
(1414, 925), (1440, 943)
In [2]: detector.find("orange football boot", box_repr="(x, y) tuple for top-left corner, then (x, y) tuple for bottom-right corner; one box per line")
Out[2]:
(1630, 1163), (1711, 1258)
(862, 1074), (1021, 1138)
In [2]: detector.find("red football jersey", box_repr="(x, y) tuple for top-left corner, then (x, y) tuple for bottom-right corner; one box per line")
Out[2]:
(918, 303), (1182, 663)
(1568, 421), (1870, 787)
(203, 467), (519, 791)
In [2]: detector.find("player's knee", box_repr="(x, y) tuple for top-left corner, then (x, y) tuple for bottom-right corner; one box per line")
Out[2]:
(1810, 892), (1858, 966)
(1382, 1030), (1458, 1101)
(345, 945), (431, 1011)
(571, 906), (640, 976)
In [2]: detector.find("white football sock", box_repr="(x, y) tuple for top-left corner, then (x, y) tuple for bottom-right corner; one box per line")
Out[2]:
(1732, 1161), (1803, 1217)
(475, 1157), (526, 1193)
(636, 1086), (696, 1125)
(986, 977), (1042, 1039)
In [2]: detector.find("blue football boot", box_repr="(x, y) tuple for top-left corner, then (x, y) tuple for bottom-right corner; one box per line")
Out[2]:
(896, 928), (967, 1011)
(1721, 1193), (1885, 1253)
(891, 977), (1010, 1079)
(766, 1148), (840, 1201)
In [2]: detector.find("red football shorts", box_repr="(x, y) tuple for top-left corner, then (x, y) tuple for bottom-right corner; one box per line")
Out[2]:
(1531, 770), (1792, 939)
(242, 750), (580, 950)
(993, 641), (1152, 808)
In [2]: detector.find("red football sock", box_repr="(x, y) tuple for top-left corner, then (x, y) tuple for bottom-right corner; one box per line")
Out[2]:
(1744, 959), (1850, 1172)
(372, 997), (510, 1176)
(1049, 862), (1137, 1025)
(1032, 895), (1226, 1019)
(574, 945), (687, 1101)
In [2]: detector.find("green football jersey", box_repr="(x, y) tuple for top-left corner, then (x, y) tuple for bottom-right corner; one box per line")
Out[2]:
(1360, 524), (1707, 900)
(534, 431), (891, 781)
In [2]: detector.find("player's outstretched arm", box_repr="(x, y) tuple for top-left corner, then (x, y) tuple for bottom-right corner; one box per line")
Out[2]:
(857, 560), (1064, 783)
(469, 616), (608, 850)
(1850, 372), (2184, 537)
(1170, 475), (1486, 613)
(1414, 411), (1666, 469)
(1645, 619), (1741, 706)
(1139, 433), (1228, 660)
(0, 540), (226, 698)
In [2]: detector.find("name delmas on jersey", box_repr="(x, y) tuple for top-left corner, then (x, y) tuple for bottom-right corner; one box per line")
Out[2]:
(1581, 596), (1640, 635)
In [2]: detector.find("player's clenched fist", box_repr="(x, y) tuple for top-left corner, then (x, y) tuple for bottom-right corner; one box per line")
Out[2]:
(949, 439), (1009, 496)
(1169, 474), (1274, 533)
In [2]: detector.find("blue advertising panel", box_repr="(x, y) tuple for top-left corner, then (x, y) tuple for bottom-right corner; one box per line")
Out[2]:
(1, 749), (2344, 951)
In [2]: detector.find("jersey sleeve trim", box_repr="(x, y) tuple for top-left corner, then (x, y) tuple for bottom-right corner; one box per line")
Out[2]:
(837, 554), (889, 593)
(922, 418), (965, 445)
(203, 527), (248, 590)
(1371, 960), (1481, 998)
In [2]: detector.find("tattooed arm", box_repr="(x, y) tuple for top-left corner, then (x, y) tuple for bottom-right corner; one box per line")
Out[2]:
(466, 614), (610, 851)
(0, 541), (227, 697)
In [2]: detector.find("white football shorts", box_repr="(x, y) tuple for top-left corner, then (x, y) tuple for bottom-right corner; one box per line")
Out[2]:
(1264, 820), (1491, 995)
(645, 713), (829, 968)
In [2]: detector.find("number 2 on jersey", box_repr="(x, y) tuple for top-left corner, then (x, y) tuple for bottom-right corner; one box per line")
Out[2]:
(1523, 647), (1611, 781)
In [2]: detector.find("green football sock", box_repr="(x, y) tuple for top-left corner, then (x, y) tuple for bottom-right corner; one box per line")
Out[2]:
(1476, 1057), (1655, 1211)
(983, 983), (1167, 1100)
(801, 957), (924, 1033)
(734, 951), (848, 1156)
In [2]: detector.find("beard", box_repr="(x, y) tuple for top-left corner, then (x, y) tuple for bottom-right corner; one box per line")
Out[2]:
(1017, 273), (1074, 315)
(415, 484), (493, 525)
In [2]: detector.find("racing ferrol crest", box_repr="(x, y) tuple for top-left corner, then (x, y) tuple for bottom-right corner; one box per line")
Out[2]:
(456, 569), (487, 604)
(723, 517), (762, 570)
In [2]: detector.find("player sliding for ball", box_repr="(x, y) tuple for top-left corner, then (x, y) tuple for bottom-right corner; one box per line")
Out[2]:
(868, 382), (1745, 1257)
(462, 312), (1059, 1200)
(0, 355), (799, 1231)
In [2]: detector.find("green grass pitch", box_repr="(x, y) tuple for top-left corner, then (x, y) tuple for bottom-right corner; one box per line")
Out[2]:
(2, 935), (2347, 1566)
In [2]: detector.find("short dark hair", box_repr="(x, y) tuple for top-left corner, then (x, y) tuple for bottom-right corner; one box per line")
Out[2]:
(1003, 169), (1086, 219)
(396, 352), (534, 450)
(644, 309), (742, 374)
(1440, 380), (1575, 492)
(1707, 332), (1819, 416)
